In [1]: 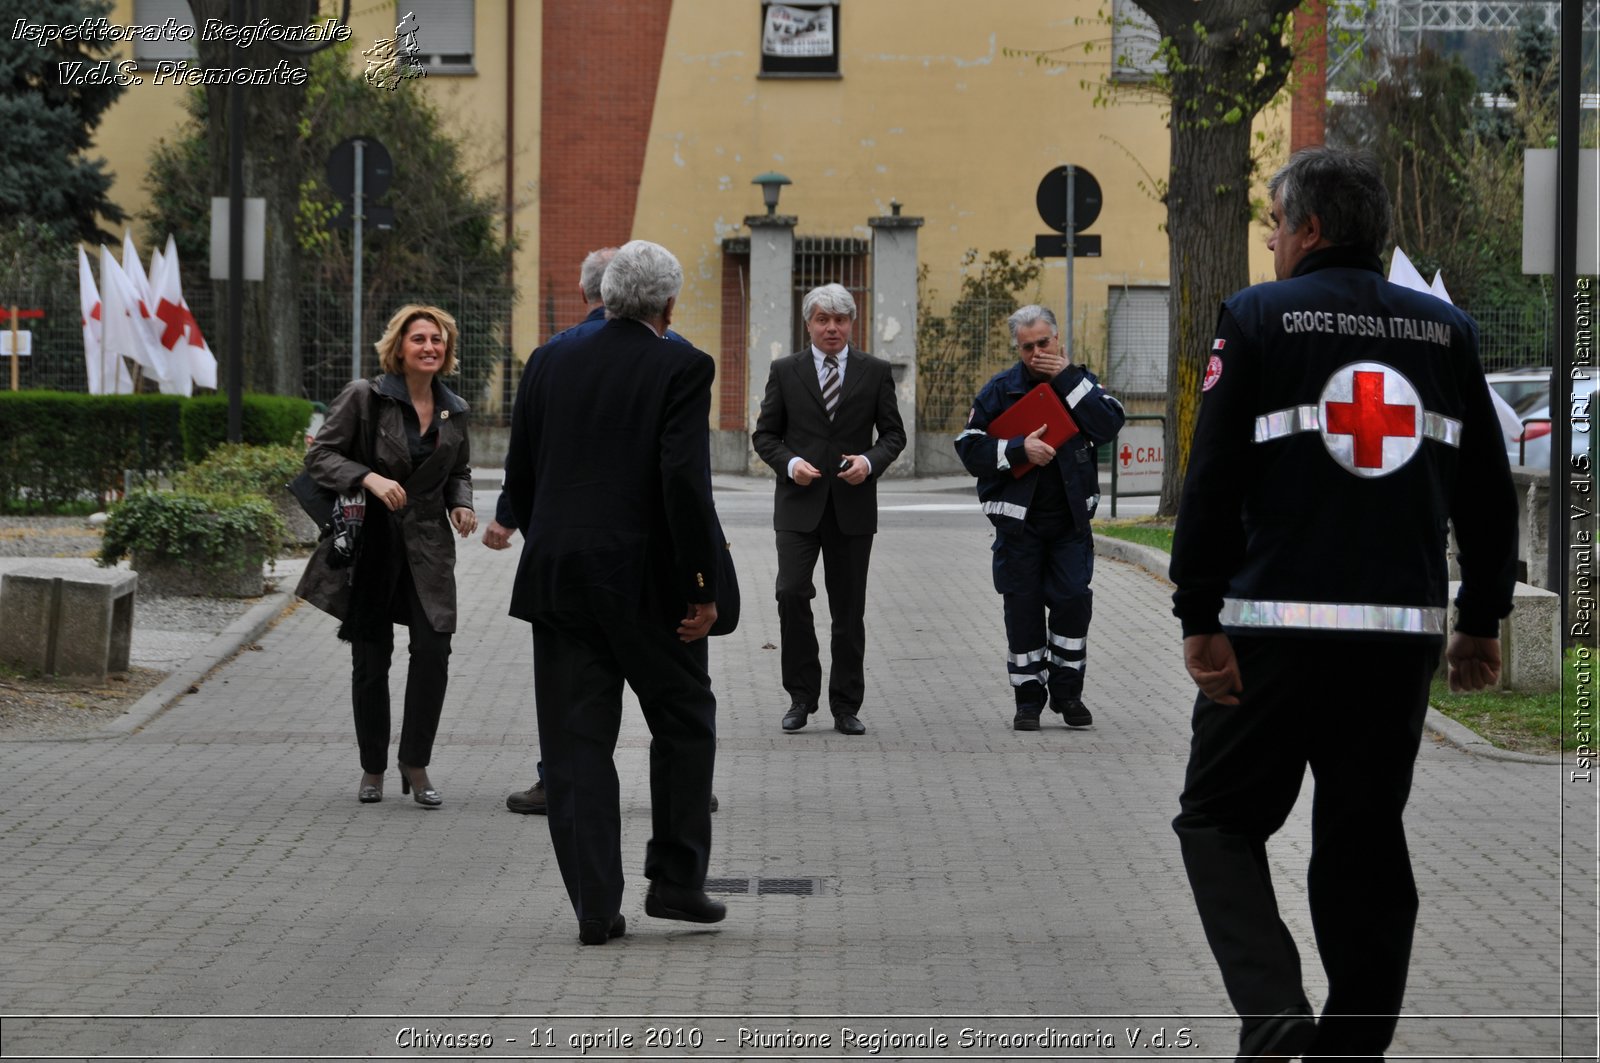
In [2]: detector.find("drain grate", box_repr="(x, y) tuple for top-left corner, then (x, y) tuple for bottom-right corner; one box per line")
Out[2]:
(704, 876), (821, 896)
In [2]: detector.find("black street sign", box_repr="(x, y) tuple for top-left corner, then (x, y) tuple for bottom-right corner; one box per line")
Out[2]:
(1034, 233), (1101, 258)
(327, 136), (394, 200)
(329, 204), (396, 231)
(1035, 165), (1102, 234)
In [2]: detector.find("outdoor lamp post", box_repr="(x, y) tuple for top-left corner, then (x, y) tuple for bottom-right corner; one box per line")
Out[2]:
(752, 172), (792, 216)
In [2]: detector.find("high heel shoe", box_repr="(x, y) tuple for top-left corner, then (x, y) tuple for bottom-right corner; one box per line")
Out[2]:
(358, 772), (384, 803)
(398, 763), (442, 808)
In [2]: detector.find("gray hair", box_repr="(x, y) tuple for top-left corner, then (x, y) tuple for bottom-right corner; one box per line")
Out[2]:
(801, 283), (856, 322)
(579, 247), (618, 304)
(1267, 147), (1392, 258)
(600, 240), (683, 322)
(1007, 304), (1058, 344)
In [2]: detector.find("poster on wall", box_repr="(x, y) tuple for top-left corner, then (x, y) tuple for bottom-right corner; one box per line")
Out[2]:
(763, 4), (834, 57)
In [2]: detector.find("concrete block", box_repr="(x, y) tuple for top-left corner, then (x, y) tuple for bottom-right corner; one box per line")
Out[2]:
(1448, 580), (1561, 692)
(0, 563), (138, 680)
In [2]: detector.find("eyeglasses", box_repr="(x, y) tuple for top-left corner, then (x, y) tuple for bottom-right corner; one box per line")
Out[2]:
(1018, 338), (1055, 353)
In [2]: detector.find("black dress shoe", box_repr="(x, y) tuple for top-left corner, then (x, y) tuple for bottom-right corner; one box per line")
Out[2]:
(781, 703), (814, 732)
(644, 881), (726, 924)
(833, 713), (865, 736)
(577, 913), (626, 946)
(1012, 709), (1041, 731)
(1236, 1008), (1315, 1062)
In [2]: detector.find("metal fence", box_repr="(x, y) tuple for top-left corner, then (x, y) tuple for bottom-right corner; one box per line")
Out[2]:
(297, 286), (518, 418)
(3, 254), (518, 421)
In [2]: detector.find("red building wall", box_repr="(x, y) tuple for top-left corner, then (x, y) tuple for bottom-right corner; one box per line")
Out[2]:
(539, 1), (674, 343)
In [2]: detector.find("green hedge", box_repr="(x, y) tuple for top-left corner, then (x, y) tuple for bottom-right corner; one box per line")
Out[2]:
(179, 395), (314, 463)
(0, 392), (313, 512)
(173, 443), (305, 497)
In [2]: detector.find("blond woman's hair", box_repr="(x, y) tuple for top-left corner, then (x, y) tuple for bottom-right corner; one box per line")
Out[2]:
(374, 304), (459, 376)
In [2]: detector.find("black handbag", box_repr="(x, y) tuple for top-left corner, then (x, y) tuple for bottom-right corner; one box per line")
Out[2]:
(708, 515), (740, 637)
(287, 471), (338, 535)
(286, 384), (379, 538)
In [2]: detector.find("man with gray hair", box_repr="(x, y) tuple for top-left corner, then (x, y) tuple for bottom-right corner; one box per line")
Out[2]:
(954, 304), (1125, 731)
(753, 282), (906, 736)
(1169, 147), (1514, 1059)
(505, 239), (727, 944)
(495, 248), (715, 818)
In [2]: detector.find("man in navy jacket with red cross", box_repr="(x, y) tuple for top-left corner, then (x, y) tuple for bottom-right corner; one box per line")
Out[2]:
(1168, 148), (1516, 1060)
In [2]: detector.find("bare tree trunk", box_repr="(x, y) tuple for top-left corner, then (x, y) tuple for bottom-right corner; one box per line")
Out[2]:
(191, 0), (312, 398)
(1134, 0), (1298, 516)
(1161, 111), (1254, 514)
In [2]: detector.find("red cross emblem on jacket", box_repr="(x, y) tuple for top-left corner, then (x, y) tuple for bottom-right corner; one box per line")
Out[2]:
(1319, 361), (1422, 477)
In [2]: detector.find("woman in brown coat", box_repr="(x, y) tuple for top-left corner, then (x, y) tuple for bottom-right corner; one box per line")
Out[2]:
(296, 305), (477, 806)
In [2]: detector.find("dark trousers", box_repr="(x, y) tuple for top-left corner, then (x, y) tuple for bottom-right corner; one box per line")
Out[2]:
(349, 571), (451, 774)
(1171, 635), (1437, 1060)
(994, 514), (1092, 708)
(531, 608), (717, 924)
(775, 495), (874, 716)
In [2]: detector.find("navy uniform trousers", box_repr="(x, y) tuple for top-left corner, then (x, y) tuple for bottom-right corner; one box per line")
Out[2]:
(531, 605), (716, 924)
(1172, 634), (1438, 1061)
(995, 508), (1092, 710)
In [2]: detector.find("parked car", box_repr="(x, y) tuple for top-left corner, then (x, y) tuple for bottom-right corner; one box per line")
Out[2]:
(1509, 376), (1595, 469)
(1485, 366), (1552, 409)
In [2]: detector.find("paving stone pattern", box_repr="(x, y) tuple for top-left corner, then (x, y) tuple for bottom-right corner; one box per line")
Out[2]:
(0, 485), (1593, 1060)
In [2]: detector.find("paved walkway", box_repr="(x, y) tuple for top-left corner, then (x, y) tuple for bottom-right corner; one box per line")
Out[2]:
(1, 478), (1594, 1060)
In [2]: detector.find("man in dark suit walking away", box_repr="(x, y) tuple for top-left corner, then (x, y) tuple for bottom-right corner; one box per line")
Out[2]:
(504, 240), (726, 946)
(752, 283), (907, 736)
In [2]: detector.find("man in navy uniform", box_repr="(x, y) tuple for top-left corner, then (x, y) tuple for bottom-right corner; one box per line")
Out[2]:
(1168, 147), (1516, 1060)
(954, 305), (1125, 730)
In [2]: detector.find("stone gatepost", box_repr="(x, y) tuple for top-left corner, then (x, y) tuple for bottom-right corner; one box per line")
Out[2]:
(744, 214), (796, 475)
(870, 203), (923, 478)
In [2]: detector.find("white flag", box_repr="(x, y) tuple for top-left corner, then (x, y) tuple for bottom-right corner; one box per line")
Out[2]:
(1390, 246), (1519, 439)
(121, 230), (179, 391)
(153, 235), (217, 391)
(100, 245), (171, 386)
(79, 246), (132, 394)
(1428, 269), (1452, 305)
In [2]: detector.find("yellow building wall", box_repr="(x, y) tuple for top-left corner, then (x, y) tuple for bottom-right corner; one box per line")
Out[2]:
(638, 0), (1283, 370)
(91, 1), (542, 361)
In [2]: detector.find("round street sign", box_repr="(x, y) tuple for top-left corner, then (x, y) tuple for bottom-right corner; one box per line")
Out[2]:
(327, 136), (394, 200)
(1035, 165), (1102, 234)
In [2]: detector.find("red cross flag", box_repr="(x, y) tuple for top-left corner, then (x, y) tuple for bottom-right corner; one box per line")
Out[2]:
(152, 234), (217, 392)
(122, 230), (181, 394)
(79, 246), (133, 394)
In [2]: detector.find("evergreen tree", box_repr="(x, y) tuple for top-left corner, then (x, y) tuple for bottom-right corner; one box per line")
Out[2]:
(0, 0), (129, 242)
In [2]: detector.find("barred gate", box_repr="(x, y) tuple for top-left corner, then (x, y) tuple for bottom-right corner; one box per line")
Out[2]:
(791, 236), (871, 352)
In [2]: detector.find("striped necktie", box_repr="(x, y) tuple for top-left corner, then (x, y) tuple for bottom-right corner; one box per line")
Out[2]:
(821, 353), (841, 420)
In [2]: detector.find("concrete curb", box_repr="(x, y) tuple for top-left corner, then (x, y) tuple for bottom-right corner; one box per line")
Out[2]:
(1094, 535), (1172, 585)
(1091, 534), (1565, 766)
(100, 591), (296, 738)
(1421, 707), (1565, 764)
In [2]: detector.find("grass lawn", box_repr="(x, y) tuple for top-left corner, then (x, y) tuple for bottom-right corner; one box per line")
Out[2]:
(1095, 519), (1582, 755)
(1095, 518), (1174, 553)
(1428, 647), (1587, 755)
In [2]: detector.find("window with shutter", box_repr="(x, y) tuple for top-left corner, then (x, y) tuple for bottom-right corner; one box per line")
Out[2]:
(399, 0), (476, 74)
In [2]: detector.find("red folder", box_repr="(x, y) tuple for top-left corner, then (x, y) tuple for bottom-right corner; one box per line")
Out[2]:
(987, 382), (1079, 478)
